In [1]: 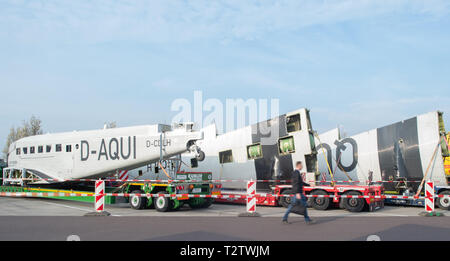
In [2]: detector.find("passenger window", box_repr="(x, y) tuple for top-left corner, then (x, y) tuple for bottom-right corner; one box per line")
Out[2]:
(56, 144), (62, 152)
(279, 136), (295, 155)
(16, 148), (21, 155)
(286, 114), (301, 133)
(38, 146), (43, 153)
(30, 147), (35, 154)
(66, 145), (72, 152)
(23, 148), (28, 154)
(219, 150), (233, 164)
(247, 143), (263, 160)
(46, 145), (51, 153)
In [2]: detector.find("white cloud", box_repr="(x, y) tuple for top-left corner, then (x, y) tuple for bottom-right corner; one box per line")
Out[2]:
(1, 0), (449, 44)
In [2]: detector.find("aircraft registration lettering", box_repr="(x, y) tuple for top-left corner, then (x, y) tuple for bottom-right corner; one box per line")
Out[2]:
(80, 136), (136, 161)
(146, 139), (172, 148)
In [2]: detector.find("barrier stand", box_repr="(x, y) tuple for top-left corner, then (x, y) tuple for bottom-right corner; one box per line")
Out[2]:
(85, 180), (111, 216)
(238, 180), (261, 217)
(419, 181), (445, 217)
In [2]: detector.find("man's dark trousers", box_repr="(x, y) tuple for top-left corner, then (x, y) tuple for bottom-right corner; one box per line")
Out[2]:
(283, 193), (311, 222)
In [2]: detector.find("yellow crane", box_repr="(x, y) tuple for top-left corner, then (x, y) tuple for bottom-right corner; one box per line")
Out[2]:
(445, 132), (450, 177)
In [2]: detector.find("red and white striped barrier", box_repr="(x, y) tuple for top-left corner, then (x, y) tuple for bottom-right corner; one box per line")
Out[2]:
(246, 180), (257, 213)
(118, 170), (129, 181)
(425, 181), (434, 212)
(15, 178), (425, 183)
(95, 180), (105, 213)
(0, 192), (92, 197)
(1, 191), (449, 200)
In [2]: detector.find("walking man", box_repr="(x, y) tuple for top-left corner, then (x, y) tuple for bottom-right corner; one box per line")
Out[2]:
(282, 161), (315, 224)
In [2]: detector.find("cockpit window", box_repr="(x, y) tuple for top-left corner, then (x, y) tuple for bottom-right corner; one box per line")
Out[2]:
(16, 148), (21, 155)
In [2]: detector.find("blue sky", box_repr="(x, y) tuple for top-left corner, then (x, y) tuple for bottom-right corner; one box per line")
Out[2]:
(1, 0), (450, 155)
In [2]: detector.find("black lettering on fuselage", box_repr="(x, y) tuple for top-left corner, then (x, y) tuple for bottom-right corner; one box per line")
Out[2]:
(146, 139), (172, 148)
(133, 136), (136, 159)
(316, 137), (358, 173)
(121, 137), (131, 160)
(335, 138), (358, 172)
(98, 139), (109, 160)
(81, 136), (136, 161)
(80, 140), (89, 161)
(109, 138), (120, 160)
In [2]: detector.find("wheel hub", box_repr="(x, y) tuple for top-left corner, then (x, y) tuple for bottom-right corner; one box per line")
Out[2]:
(157, 197), (165, 208)
(440, 197), (450, 208)
(315, 198), (324, 205)
(131, 196), (139, 206)
(348, 198), (358, 207)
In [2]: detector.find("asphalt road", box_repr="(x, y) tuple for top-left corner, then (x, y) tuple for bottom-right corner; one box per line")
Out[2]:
(0, 197), (448, 241)
(0, 216), (449, 241)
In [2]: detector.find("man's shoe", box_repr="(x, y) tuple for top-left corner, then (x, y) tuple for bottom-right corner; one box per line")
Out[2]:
(306, 219), (316, 225)
(282, 220), (290, 224)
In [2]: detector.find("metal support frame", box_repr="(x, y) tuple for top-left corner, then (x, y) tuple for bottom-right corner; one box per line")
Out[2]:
(2, 168), (6, 186)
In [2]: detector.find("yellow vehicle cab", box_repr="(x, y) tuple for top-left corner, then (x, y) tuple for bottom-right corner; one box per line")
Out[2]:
(445, 133), (450, 177)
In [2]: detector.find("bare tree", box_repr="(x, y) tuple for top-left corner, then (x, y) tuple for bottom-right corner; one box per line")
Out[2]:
(105, 121), (117, 129)
(29, 116), (43, 135)
(3, 116), (43, 157)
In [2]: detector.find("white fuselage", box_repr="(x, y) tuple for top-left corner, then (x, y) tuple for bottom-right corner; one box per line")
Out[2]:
(316, 111), (448, 187)
(6, 124), (203, 181)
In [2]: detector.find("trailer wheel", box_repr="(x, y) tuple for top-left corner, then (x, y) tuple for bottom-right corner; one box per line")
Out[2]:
(279, 189), (293, 208)
(188, 199), (212, 209)
(309, 190), (330, 210)
(343, 191), (365, 212)
(202, 198), (213, 208)
(129, 190), (147, 210)
(155, 195), (170, 212)
(437, 191), (450, 210)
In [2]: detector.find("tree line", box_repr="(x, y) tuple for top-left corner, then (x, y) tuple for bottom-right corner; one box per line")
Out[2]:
(2, 116), (116, 158)
(3, 116), (43, 156)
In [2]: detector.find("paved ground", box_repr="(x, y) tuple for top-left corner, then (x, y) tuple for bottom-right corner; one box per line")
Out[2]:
(0, 197), (448, 241)
(0, 197), (430, 217)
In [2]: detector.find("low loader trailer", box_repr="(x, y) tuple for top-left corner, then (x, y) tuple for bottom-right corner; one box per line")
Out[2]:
(0, 185), (117, 204)
(383, 184), (450, 210)
(122, 171), (221, 212)
(215, 176), (384, 213)
(0, 167), (221, 212)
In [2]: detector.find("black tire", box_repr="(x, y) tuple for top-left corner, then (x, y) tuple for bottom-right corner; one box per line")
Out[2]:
(202, 198), (213, 208)
(342, 191), (365, 212)
(308, 190), (331, 210)
(154, 194), (170, 212)
(129, 190), (147, 210)
(437, 190), (450, 210)
(188, 202), (202, 209)
(279, 189), (293, 208)
(196, 150), (206, 161)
